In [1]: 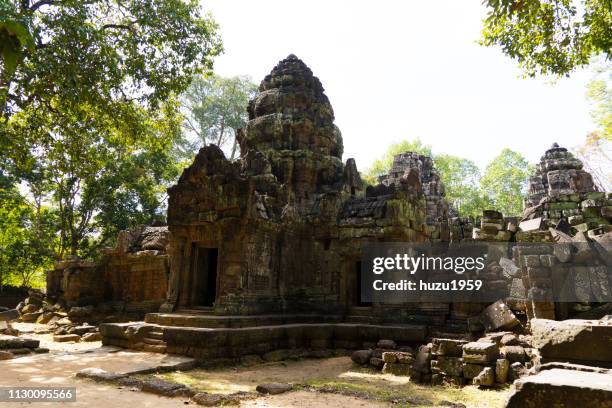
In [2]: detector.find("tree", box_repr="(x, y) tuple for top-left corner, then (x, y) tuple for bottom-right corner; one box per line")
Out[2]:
(1, 1), (222, 260)
(480, 148), (532, 216)
(1, 0), (222, 118)
(434, 154), (490, 218)
(4, 99), (184, 258)
(181, 74), (258, 160)
(481, 0), (611, 76)
(574, 58), (611, 190)
(0, 178), (56, 288)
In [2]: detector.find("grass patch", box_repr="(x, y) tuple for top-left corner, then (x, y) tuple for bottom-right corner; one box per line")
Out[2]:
(304, 377), (511, 408)
(142, 357), (511, 408)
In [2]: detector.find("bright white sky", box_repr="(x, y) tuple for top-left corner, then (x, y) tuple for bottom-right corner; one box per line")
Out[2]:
(204, 0), (595, 172)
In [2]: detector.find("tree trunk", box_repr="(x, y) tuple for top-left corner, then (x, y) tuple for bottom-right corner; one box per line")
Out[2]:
(230, 138), (238, 160)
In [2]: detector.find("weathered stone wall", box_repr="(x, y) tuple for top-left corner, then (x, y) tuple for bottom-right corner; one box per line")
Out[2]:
(377, 152), (450, 240)
(47, 227), (170, 313)
(163, 55), (434, 318)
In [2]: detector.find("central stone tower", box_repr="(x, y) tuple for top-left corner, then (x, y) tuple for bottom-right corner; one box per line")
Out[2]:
(237, 54), (347, 221)
(161, 54), (429, 317)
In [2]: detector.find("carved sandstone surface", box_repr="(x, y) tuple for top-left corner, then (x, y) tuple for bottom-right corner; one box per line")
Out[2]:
(47, 226), (170, 313)
(164, 55), (431, 316)
(530, 318), (612, 364)
(521, 143), (608, 235)
(505, 368), (612, 408)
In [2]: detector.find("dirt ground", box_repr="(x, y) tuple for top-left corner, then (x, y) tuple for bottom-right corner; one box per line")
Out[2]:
(157, 357), (511, 408)
(1, 323), (512, 407)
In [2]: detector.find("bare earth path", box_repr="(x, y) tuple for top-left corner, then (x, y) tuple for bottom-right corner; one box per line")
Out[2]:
(0, 324), (197, 407)
(1, 324), (510, 407)
(0, 325), (393, 407)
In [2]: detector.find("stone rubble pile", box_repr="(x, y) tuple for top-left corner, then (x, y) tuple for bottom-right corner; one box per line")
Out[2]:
(505, 316), (612, 408)
(448, 215), (475, 242)
(378, 152), (450, 241)
(0, 334), (47, 360)
(473, 210), (517, 242)
(350, 331), (535, 388)
(521, 143), (610, 239)
(350, 339), (415, 375)
(15, 288), (101, 342)
(417, 332), (533, 387)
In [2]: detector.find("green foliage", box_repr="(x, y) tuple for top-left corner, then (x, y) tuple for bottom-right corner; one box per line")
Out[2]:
(1, 0), (222, 261)
(0, 178), (56, 288)
(1, 0), (222, 117)
(586, 59), (611, 141)
(181, 74), (258, 160)
(575, 59), (612, 190)
(364, 140), (532, 217)
(4, 98), (184, 258)
(481, 0), (612, 76)
(480, 148), (532, 216)
(433, 154), (490, 218)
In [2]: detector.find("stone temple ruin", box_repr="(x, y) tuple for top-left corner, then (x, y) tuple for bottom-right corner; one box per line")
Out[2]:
(9, 55), (611, 404)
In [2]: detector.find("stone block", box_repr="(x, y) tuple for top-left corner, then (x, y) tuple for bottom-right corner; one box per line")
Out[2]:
(495, 358), (509, 383)
(519, 218), (542, 232)
(256, 383), (293, 395)
(531, 318), (612, 365)
(431, 338), (466, 357)
(473, 366), (494, 387)
(524, 255), (541, 267)
(506, 368), (612, 408)
(376, 339), (396, 349)
(81, 332), (102, 342)
(350, 349), (372, 365)
(480, 300), (520, 331)
(382, 352), (397, 363)
(0, 335), (39, 349)
(0, 351), (14, 360)
(462, 363), (485, 379)
(369, 357), (384, 368)
(431, 356), (462, 377)
(191, 393), (223, 406)
(382, 362), (410, 376)
(463, 342), (498, 364)
(500, 334), (519, 346)
(53, 334), (80, 343)
(0, 309), (20, 322)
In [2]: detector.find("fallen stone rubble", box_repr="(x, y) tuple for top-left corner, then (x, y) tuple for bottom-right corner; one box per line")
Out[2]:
(14, 288), (105, 342)
(350, 333), (535, 388)
(0, 334), (47, 359)
(506, 366), (612, 408)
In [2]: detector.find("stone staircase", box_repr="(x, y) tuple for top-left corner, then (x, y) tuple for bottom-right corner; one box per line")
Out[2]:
(144, 311), (344, 329)
(100, 319), (428, 359)
(141, 328), (167, 353)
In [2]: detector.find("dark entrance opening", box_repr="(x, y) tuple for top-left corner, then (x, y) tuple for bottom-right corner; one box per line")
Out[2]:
(355, 261), (372, 307)
(191, 246), (218, 307)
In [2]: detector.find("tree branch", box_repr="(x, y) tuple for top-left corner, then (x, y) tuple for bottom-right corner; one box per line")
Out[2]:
(101, 22), (136, 31)
(29, 0), (56, 12)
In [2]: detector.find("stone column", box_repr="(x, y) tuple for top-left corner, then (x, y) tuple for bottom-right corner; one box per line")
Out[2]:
(160, 238), (185, 312)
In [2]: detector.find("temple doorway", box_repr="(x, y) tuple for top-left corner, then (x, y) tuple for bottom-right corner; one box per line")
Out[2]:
(354, 261), (372, 307)
(191, 246), (218, 307)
